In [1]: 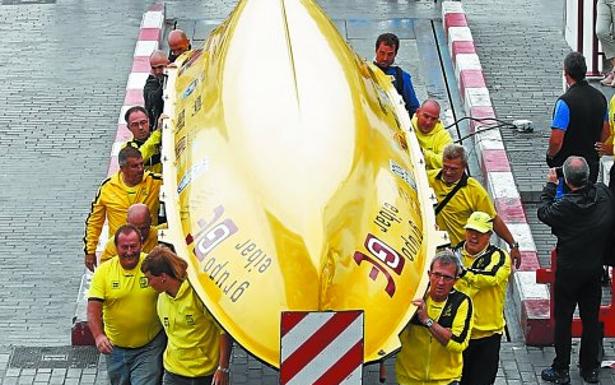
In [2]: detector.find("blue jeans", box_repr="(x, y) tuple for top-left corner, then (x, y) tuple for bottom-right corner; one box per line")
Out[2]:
(106, 332), (165, 385)
(162, 370), (213, 385)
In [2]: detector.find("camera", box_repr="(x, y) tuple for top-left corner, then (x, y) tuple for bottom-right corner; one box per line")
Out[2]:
(555, 167), (564, 178)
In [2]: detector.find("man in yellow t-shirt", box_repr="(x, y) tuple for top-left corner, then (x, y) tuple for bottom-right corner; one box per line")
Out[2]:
(454, 211), (511, 385)
(396, 250), (473, 385)
(428, 143), (521, 269)
(88, 224), (163, 385)
(411, 99), (453, 170)
(596, 93), (615, 157)
(100, 204), (158, 264)
(83, 146), (162, 271)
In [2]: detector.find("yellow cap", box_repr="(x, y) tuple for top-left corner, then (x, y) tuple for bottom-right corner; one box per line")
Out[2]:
(464, 211), (493, 233)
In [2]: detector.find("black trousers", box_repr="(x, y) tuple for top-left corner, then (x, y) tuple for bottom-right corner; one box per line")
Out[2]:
(552, 267), (602, 371)
(589, 160), (599, 184)
(460, 333), (501, 385)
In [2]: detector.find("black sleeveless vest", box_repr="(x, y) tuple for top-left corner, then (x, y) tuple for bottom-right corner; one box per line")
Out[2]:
(553, 80), (606, 168)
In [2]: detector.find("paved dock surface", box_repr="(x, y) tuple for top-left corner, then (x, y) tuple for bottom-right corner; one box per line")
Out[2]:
(2, 0), (615, 384)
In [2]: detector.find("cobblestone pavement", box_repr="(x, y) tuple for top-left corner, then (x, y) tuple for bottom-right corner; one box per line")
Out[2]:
(0, 0), (157, 378)
(460, 0), (568, 271)
(0, 0), (154, 346)
(3, 0), (615, 384)
(460, 0), (615, 268)
(4, 342), (615, 385)
(461, 0), (570, 202)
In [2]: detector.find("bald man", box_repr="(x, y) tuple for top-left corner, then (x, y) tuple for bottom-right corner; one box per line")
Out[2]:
(99, 204), (159, 264)
(144, 50), (169, 130)
(412, 99), (453, 170)
(167, 29), (191, 62)
(538, 156), (614, 384)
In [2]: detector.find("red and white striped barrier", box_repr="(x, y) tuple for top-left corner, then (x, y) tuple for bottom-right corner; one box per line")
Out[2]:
(280, 311), (364, 385)
(72, 2), (165, 346)
(442, 1), (551, 344)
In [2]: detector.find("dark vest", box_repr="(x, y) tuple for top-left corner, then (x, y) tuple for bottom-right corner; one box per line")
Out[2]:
(553, 80), (606, 168)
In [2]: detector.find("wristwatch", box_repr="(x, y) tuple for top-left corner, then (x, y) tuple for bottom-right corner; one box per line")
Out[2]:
(509, 241), (519, 249)
(424, 318), (434, 328)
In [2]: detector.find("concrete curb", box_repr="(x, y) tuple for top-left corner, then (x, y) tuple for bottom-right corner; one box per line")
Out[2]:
(71, 2), (165, 346)
(442, 1), (551, 344)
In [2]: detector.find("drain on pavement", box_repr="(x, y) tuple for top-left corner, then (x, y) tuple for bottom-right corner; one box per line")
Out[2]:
(9, 346), (99, 369)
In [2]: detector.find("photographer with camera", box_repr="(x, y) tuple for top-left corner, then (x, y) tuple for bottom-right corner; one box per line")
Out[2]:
(538, 156), (614, 384)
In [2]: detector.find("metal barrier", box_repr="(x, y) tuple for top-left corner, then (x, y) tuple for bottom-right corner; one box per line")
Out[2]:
(536, 249), (615, 343)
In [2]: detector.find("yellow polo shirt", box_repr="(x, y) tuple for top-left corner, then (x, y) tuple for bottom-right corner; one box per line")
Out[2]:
(100, 226), (159, 263)
(396, 291), (473, 385)
(88, 253), (161, 348)
(412, 116), (453, 170)
(158, 280), (223, 377)
(428, 170), (497, 246)
(124, 130), (162, 173)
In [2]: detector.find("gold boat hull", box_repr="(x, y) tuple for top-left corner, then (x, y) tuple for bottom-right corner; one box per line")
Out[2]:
(160, 0), (446, 368)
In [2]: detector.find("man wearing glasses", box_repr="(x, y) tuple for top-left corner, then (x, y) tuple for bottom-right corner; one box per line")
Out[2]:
(124, 106), (162, 173)
(395, 250), (473, 385)
(453, 211), (511, 385)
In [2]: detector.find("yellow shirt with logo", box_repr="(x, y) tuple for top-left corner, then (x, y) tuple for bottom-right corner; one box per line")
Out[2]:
(428, 170), (497, 246)
(412, 116), (453, 170)
(454, 244), (511, 339)
(83, 171), (162, 255)
(395, 292), (473, 385)
(158, 280), (223, 377)
(124, 130), (162, 173)
(88, 253), (161, 348)
(100, 226), (159, 263)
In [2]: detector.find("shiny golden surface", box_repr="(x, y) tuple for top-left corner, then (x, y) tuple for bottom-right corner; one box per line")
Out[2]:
(160, 0), (444, 368)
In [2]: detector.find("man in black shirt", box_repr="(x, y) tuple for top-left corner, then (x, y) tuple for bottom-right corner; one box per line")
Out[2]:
(538, 156), (614, 384)
(143, 50), (169, 131)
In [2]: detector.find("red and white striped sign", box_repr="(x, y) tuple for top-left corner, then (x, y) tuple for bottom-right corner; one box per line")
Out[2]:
(280, 311), (364, 385)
